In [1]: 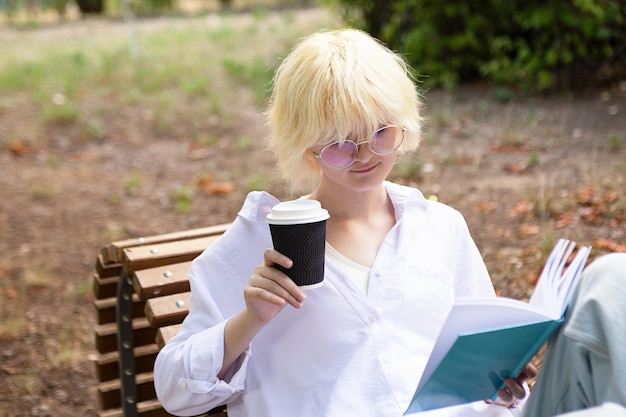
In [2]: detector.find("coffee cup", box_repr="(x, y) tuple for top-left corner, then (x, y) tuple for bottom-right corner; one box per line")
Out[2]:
(266, 199), (330, 289)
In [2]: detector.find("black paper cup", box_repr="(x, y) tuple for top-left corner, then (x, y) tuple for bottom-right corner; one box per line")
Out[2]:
(266, 200), (330, 289)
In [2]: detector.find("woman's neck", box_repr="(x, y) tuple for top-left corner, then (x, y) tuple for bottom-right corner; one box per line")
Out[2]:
(311, 181), (395, 267)
(310, 181), (390, 221)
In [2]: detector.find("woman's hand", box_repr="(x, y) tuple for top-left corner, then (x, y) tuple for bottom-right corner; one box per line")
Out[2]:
(493, 363), (538, 407)
(243, 248), (307, 325)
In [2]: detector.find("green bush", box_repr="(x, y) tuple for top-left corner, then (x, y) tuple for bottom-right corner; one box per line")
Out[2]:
(326, 0), (626, 92)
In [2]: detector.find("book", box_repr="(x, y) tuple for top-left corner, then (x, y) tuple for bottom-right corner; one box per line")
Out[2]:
(405, 239), (592, 414)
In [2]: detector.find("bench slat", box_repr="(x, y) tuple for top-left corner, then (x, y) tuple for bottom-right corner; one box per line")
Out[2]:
(98, 373), (226, 415)
(94, 344), (160, 382)
(95, 254), (123, 277)
(95, 318), (156, 354)
(94, 294), (146, 325)
(92, 274), (119, 300)
(122, 235), (220, 273)
(97, 372), (158, 410)
(156, 324), (182, 349)
(96, 398), (171, 417)
(97, 400), (227, 417)
(145, 292), (190, 327)
(105, 223), (230, 264)
(133, 261), (192, 301)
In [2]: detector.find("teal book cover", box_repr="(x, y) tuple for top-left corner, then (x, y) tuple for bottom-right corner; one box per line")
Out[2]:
(405, 317), (563, 413)
(405, 239), (591, 415)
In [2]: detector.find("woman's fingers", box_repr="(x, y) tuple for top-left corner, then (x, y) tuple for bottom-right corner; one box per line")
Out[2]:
(264, 248), (293, 269)
(490, 363), (538, 406)
(496, 387), (513, 404)
(519, 363), (538, 381)
(248, 269), (305, 308)
(502, 378), (526, 399)
(498, 363), (538, 402)
(246, 249), (306, 309)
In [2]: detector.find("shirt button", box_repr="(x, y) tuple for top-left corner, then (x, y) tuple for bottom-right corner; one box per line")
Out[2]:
(368, 314), (376, 322)
(179, 381), (188, 390)
(383, 357), (391, 363)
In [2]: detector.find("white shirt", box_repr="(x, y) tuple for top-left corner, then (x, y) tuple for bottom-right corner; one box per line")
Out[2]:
(154, 182), (522, 417)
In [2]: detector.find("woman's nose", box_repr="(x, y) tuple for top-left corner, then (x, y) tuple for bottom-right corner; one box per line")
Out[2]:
(354, 141), (374, 162)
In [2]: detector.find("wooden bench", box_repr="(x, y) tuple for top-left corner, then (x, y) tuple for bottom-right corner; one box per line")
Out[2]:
(93, 223), (232, 417)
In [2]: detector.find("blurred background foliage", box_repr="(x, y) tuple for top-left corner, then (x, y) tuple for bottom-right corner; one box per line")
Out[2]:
(0, 0), (313, 20)
(1, 0), (625, 94)
(324, 0), (626, 93)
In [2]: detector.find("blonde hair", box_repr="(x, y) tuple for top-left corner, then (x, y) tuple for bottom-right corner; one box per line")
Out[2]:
(266, 28), (423, 193)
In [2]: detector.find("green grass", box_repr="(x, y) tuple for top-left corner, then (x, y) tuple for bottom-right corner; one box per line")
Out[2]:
(173, 186), (194, 213)
(608, 133), (625, 151)
(0, 7), (340, 147)
(124, 166), (142, 195)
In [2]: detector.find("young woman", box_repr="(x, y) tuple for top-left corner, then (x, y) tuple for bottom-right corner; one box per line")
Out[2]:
(154, 28), (535, 417)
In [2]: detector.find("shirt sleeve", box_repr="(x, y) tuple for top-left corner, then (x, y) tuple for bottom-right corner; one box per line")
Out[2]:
(154, 318), (250, 415)
(153, 251), (251, 416)
(153, 191), (277, 416)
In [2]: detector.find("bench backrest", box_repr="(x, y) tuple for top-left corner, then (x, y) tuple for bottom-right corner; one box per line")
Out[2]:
(93, 224), (231, 417)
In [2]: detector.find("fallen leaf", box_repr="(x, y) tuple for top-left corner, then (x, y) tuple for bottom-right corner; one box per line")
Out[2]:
(578, 205), (605, 226)
(518, 223), (541, 237)
(204, 181), (234, 195)
(604, 190), (619, 204)
(575, 186), (596, 206)
(508, 200), (533, 218)
(593, 238), (626, 252)
(527, 266), (543, 287)
(504, 162), (527, 175)
(8, 139), (29, 156)
(554, 211), (574, 229)
(478, 201), (497, 213)
(197, 174), (213, 189)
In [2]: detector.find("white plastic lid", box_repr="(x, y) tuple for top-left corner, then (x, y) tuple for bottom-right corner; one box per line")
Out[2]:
(266, 199), (330, 225)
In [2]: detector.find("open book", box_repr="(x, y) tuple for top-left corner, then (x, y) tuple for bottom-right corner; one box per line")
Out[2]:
(405, 239), (592, 414)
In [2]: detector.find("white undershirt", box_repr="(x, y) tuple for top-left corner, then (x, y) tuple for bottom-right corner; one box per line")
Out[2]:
(325, 242), (371, 295)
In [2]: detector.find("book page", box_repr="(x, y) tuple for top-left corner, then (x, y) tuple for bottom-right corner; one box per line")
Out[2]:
(529, 240), (591, 317)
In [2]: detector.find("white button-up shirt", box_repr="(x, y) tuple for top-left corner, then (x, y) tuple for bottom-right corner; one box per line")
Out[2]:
(154, 182), (523, 417)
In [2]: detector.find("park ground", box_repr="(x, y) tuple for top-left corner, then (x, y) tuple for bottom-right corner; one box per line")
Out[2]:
(1, 7), (626, 416)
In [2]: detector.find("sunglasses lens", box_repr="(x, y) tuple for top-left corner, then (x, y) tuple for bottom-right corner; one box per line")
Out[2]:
(317, 126), (405, 168)
(370, 126), (404, 155)
(320, 141), (358, 168)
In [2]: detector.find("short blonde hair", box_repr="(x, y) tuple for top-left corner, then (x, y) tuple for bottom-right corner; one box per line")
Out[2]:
(266, 28), (423, 193)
